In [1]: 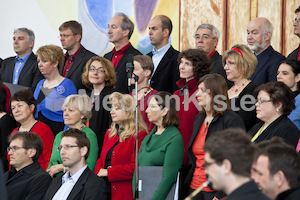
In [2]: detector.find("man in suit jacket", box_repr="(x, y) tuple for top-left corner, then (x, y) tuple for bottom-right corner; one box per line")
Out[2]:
(202, 128), (269, 200)
(287, 6), (300, 61)
(252, 138), (300, 200)
(104, 13), (142, 94)
(147, 15), (180, 94)
(4, 132), (52, 200)
(59, 20), (97, 92)
(194, 23), (232, 87)
(0, 28), (44, 90)
(247, 17), (285, 86)
(43, 128), (106, 200)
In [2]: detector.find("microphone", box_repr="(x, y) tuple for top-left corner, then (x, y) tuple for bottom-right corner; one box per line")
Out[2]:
(126, 54), (134, 87)
(184, 177), (211, 200)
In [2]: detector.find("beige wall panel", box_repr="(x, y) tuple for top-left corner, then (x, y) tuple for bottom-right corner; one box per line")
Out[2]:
(284, 1), (299, 56)
(257, 0), (282, 53)
(180, 0), (224, 52)
(227, 0), (251, 50)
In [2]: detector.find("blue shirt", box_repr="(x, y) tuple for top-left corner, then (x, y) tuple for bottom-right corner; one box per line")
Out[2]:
(52, 165), (87, 200)
(13, 52), (31, 84)
(150, 43), (171, 82)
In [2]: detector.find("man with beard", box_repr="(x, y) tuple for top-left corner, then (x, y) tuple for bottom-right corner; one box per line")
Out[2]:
(247, 17), (285, 86)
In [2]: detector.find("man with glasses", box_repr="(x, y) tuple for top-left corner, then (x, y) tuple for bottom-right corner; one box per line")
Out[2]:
(247, 17), (285, 86)
(194, 24), (232, 87)
(4, 131), (52, 200)
(287, 6), (300, 61)
(59, 20), (96, 91)
(43, 128), (106, 200)
(202, 128), (269, 200)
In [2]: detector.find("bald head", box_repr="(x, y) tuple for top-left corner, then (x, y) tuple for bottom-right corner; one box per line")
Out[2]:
(247, 17), (273, 55)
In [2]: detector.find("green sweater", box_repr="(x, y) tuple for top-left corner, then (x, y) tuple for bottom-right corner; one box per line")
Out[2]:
(47, 127), (99, 177)
(133, 126), (184, 200)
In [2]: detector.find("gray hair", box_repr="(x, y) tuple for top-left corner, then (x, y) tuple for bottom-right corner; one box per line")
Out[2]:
(62, 94), (92, 124)
(14, 28), (35, 42)
(115, 12), (134, 39)
(195, 24), (220, 39)
(262, 18), (273, 38)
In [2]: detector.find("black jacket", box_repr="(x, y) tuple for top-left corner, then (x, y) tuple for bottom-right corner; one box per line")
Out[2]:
(59, 46), (97, 91)
(104, 44), (142, 94)
(0, 52), (44, 90)
(148, 45), (180, 94)
(43, 167), (107, 200)
(4, 162), (52, 200)
(249, 115), (300, 148)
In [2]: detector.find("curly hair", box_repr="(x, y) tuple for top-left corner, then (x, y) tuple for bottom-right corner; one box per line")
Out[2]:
(178, 49), (211, 82)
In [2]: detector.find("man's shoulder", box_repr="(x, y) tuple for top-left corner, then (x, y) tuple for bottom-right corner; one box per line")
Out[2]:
(266, 46), (285, 59)
(79, 46), (97, 57)
(126, 44), (142, 55)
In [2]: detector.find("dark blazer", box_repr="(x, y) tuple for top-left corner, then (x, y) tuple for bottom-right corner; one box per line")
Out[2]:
(104, 44), (142, 94)
(148, 45), (180, 94)
(210, 51), (233, 88)
(43, 167), (107, 200)
(4, 162), (52, 200)
(0, 52), (44, 90)
(249, 115), (300, 148)
(287, 47), (298, 60)
(59, 46), (97, 91)
(250, 45), (285, 86)
(276, 187), (300, 200)
(185, 110), (245, 186)
(227, 180), (269, 200)
(0, 161), (7, 200)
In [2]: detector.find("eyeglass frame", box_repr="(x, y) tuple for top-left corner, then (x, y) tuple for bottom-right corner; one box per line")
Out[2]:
(88, 67), (105, 74)
(57, 145), (79, 151)
(58, 34), (75, 39)
(255, 98), (273, 105)
(293, 18), (300, 23)
(7, 146), (28, 152)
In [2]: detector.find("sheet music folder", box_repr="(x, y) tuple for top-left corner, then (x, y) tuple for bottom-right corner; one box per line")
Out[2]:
(138, 166), (176, 200)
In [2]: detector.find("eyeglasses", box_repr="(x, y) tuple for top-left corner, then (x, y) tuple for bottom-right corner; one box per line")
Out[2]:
(7, 146), (28, 152)
(203, 161), (216, 168)
(57, 145), (79, 151)
(194, 34), (212, 40)
(293, 18), (300, 23)
(256, 98), (272, 105)
(58, 34), (75, 39)
(89, 67), (105, 73)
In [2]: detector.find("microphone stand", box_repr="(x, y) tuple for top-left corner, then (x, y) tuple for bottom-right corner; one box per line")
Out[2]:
(131, 73), (140, 200)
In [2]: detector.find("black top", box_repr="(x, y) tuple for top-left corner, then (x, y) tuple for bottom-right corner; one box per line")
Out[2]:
(230, 82), (257, 131)
(276, 188), (300, 200)
(0, 114), (16, 171)
(88, 87), (114, 154)
(227, 180), (269, 200)
(249, 115), (300, 147)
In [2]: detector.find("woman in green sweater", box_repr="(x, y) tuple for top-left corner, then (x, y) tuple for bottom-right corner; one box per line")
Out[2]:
(47, 94), (99, 177)
(134, 91), (184, 200)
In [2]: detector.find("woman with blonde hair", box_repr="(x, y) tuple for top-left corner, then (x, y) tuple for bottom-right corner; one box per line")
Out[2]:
(94, 92), (148, 200)
(223, 44), (258, 130)
(82, 56), (116, 152)
(47, 94), (99, 177)
(34, 45), (77, 135)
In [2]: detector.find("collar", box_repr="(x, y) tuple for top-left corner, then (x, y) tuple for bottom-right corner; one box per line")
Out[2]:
(176, 78), (198, 89)
(16, 52), (32, 62)
(208, 50), (216, 58)
(276, 187), (300, 200)
(62, 165), (87, 184)
(152, 43), (171, 55)
(112, 42), (131, 54)
(65, 45), (82, 61)
(255, 45), (271, 60)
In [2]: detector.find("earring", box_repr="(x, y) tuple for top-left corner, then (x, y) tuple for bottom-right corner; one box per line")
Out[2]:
(276, 108), (279, 113)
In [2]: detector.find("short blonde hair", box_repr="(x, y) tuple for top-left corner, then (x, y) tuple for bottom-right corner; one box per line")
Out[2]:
(82, 56), (116, 89)
(36, 45), (64, 70)
(222, 44), (257, 78)
(62, 94), (92, 124)
(109, 92), (148, 142)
